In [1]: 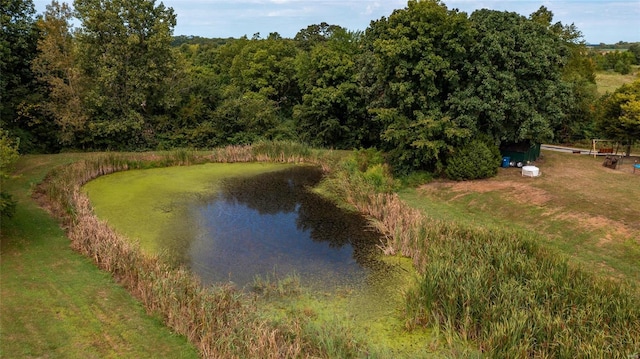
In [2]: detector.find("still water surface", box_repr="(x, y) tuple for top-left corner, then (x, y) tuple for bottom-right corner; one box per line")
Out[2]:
(188, 166), (384, 290)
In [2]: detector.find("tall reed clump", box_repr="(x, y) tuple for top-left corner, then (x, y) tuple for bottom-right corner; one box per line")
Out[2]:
(35, 146), (368, 358)
(322, 151), (640, 358)
(208, 141), (320, 165)
(252, 140), (312, 163)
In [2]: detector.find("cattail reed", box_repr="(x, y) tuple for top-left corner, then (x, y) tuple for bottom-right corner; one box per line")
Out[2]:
(35, 145), (366, 358)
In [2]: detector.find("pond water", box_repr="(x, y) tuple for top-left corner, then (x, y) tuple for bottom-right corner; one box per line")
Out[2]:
(84, 163), (432, 356)
(187, 166), (385, 290)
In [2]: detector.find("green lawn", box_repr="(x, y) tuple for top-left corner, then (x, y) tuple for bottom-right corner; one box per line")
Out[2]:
(400, 151), (640, 283)
(0, 154), (198, 358)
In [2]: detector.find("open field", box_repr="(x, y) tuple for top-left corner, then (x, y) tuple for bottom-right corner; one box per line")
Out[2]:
(595, 66), (639, 94)
(401, 151), (640, 283)
(0, 154), (198, 358)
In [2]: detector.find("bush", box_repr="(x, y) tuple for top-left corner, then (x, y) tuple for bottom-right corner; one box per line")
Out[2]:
(444, 140), (500, 180)
(0, 131), (20, 217)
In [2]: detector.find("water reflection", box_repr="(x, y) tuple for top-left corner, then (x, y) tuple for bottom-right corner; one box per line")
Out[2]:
(187, 166), (385, 290)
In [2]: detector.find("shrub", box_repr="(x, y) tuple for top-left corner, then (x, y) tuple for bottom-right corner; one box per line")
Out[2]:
(444, 140), (500, 180)
(0, 131), (20, 217)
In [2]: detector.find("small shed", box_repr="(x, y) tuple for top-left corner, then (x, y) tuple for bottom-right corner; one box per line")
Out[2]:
(500, 141), (541, 165)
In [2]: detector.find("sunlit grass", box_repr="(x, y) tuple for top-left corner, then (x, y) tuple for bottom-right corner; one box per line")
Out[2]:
(7, 145), (640, 358)
(1, 154), (199, 358)
(595, 66), (639, 95)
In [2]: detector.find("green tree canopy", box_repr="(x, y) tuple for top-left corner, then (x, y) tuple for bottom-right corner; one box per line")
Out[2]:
(597, 79), (640, 156)
(447, 8), (571, 146)
(363, 0), (473, 173)
(0, 0), (37, 118)
(74, 0), (177, 149)
(32, 1), (88, 147)
(0, 0), (43, 151)
(294, 29), (371, 148)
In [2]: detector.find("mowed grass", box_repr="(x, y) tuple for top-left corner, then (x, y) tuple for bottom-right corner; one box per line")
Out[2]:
(0, 154), (198, 358)
(400, 151), (640, 283)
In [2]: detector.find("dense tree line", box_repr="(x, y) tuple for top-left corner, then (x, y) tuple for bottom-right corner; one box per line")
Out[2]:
(1, 0), (637, 175)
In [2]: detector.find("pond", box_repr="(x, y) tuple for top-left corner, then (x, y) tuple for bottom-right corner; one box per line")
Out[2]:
(84, 163), (429, 356)
(187, 166), (384, 290)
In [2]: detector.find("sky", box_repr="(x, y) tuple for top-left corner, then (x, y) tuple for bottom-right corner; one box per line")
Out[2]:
(33, 0), (640, 44)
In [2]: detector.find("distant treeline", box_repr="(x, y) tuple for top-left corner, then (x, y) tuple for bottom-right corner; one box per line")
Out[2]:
(1, 0), (638, 175)
(588, 41), (640, 51)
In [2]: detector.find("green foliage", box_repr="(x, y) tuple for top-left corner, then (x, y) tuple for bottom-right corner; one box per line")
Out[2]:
(32, 1), (88, 147)
(328, 149), (396, 195)
(596, 79), (640, 155)
(444, 139), (500, 180)
(628, 43), (640, 64)
(364, 0), (473, 172)
(0, 0), (50, 152)
(590, 49), (636, 74)
(74, 0), (178, 149)
(294, 22), (345, 50)
(6, 0), (602, 168)
(0, 130), (20, 217)
(293, 33), (371, 148)
(448, 7), (571, 145)
(0, 191), (17, 218)
(398, 171), (433, 188)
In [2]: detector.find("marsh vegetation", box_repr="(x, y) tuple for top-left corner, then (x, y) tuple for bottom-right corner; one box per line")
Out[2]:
(11, 143), (634, 358)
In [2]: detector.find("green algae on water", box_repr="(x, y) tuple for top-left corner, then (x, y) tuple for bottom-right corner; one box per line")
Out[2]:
(83, 162), (293, 259)
(83, 163), (455, 357)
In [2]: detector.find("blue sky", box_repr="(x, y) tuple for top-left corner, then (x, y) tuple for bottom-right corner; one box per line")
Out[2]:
(33, 0), (639, 44)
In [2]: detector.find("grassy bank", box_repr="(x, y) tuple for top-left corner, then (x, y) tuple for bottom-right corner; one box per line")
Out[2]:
(4, 145), (639, 358)
(323, 150), (640, 357)
(0, 153), (199, 358)
(401, 151), (640, 282)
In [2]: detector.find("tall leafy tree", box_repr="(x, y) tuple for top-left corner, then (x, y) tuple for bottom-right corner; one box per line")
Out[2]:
(294, 22), (344, 51)
(0, 0), (42, 149)
(32, 1), (88, 147)
(0, 0), (36, 117)
(294, 28), (371, 148)
(596, 79), (640, 156)
(363, 0), (473, 173)
(74, 0), (177, 149)
(228, 36), (299, 118)
(447, 8), (571, 146)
